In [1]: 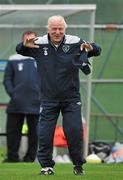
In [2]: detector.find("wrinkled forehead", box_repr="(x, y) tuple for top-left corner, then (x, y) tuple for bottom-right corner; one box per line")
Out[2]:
(48, 19), (66, 29)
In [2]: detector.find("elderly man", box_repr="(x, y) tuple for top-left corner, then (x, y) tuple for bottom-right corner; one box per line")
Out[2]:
(16, 15), (101, 175)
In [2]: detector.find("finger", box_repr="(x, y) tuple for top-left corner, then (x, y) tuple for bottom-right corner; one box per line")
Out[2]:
(34, 44), (39, 48)
(80, 44), (83, 51)
(34, 37), (38, 41)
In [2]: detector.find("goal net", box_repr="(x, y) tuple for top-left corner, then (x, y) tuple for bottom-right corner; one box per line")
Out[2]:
(0, 4), (96, 156)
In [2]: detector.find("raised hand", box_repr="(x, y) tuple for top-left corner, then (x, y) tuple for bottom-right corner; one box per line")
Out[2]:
(80, 41), (93, 52)
(23, 37), (39, 48)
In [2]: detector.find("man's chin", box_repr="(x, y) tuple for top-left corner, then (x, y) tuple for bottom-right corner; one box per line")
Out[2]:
(53, 40), (61, 45)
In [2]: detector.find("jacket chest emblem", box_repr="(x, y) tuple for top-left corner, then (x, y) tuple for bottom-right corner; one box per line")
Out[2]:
(62, 45), (70, 53)
(43, 47), (48, 56)
(18, 63), (23, 71)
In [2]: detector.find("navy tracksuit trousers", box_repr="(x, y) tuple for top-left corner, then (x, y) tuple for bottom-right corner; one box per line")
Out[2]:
(37, 101), (84, 167)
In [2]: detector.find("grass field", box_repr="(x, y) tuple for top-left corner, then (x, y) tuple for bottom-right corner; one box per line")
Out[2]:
(0, 163), (123, 180)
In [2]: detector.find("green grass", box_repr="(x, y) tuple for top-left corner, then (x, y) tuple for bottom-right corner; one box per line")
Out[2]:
(0, 147), (6, 162)
(0, 163), (123, 180)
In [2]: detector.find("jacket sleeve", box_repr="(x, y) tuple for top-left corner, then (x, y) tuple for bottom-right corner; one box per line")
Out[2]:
(16, 42), (30, 56)
(16, 42), (36, 58)
(3, 61), (14, 97)
(88, 42), (102, 57)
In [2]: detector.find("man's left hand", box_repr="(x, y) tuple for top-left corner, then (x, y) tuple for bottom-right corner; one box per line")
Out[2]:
(80, 41), (93, 52)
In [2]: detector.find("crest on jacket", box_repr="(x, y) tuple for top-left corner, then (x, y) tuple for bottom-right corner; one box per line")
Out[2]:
(18, 63), (23, 71)
(43, 47), (48, 56)
(62, 45), (70, 53)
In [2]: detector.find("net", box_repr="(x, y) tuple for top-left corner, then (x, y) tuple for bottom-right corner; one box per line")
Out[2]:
(0, 4), (96, 58)
(0, 4), (96, 156)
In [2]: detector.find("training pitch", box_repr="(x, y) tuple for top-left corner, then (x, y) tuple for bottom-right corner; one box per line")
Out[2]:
(0, 162), (123, 180)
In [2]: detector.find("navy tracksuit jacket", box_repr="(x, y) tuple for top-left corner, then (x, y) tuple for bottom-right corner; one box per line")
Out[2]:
(16, 34), (101, 102)
(3, 54), (41, 114)
(16, 34), (101, 167)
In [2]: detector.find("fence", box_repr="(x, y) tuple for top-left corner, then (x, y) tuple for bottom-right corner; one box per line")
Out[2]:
(90, 113), (123, 142)
(0, 94), (123, 143)
(0, 105), (123, 142)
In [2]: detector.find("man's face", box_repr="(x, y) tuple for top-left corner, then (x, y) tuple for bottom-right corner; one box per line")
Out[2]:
(47, 19), (66, 45)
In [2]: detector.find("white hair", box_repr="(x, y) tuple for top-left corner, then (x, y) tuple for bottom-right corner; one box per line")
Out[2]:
(47, 15), (67, 29)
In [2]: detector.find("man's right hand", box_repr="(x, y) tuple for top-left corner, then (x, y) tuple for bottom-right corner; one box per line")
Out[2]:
(23, 37), (39, 48)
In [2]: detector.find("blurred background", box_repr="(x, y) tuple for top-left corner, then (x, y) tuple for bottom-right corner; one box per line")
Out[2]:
(0, 0), (123, 160)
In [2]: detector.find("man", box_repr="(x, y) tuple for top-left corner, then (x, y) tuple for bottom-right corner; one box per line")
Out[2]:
(16, 16), (101, 174)
(3, 31), (41, 162)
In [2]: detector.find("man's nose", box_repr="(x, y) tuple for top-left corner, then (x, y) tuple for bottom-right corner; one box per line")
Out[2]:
(56, 29), (60, 34)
